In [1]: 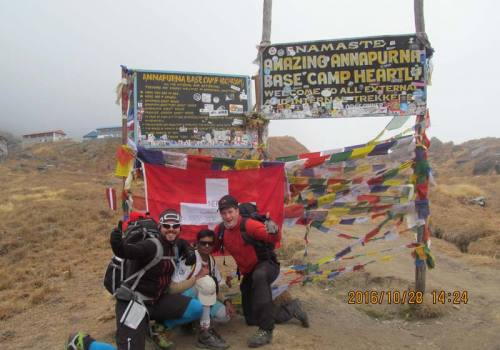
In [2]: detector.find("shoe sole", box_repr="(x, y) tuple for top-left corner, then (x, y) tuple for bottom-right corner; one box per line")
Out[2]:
(196, 341), (230, 350)
(296, 314), (310, 328)
(292, 300), (310, 328)
(147, 336), (175, 350)
(247, 339), (271, 348)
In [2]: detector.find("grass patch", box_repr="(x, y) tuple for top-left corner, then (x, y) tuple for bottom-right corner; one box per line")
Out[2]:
(435, 184), (484, 201)
(432, 219), (494, 253)
(9, 189), (67, 202)
(276, 236), (305, 263)
(399, 303), (446, 320)
(0, 202), (14, 213)
(356, 297), (447, 321)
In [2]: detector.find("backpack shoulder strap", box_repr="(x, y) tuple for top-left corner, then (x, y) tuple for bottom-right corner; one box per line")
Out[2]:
(217, 223), (225, 241)
(240, 217), (264, 248)
(173, 244), (179, 264)
(123, 237), (164, 291)
(217, 223), (227, 252)
(208, 254), (218, 278)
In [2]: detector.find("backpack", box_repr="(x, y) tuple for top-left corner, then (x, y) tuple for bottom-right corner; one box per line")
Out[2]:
(217, 203), (279, 264)
(103, 217), (178, 299)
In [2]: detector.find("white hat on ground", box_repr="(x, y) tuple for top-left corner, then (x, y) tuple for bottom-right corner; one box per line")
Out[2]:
(195, 276), (217, 306)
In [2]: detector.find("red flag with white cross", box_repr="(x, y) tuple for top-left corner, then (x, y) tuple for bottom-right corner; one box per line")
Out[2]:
(143, 163), (285, 242)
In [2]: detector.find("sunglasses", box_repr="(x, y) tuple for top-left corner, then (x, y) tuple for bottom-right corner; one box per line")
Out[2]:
(198, 241), (214, 247)
(162, 223), (180, 230)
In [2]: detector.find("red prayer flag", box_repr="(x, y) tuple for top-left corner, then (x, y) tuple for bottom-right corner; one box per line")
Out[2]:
(357, 194), (380, 204)
(106, 188), (117, 211)
(363, 227), (381, 243)
(305, 155), (329, 169)
(299, 152), (321, 159)
(116, 145), (134, 165)
(131, 195), (147, 211)
(416, 182), (429, 200)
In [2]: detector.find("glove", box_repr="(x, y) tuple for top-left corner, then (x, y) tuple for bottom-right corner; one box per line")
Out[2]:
(265, 219), (279, 235)
(182, 241), (197, 266)
(176, 239), (196, 265)
(110, 220), (123, 243)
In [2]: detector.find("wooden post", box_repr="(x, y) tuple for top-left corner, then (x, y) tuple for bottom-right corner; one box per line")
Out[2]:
(414, 0), (425, 33)
(254, 0), (272, 113)
(261, 0), (272, 46)
(253, 0), (272, 157)
(414, 114), (427, 293)
(253, 75), (261, 112)
(121, 68), (129, 218)
(414, 0), (427, 293)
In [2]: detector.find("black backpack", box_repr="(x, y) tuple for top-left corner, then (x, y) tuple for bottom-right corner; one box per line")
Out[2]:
(103, 218), (178, 298)
(217, 203), (278, 264)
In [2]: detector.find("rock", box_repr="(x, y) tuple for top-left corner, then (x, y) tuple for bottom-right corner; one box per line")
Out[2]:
(468, 196), (486, 207)
(473, 157), (500, 175)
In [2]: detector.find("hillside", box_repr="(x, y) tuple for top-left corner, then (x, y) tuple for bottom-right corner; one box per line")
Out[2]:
(0, 137), (499, 349)
(267, 136), (309, 158)
(428, 137), (500, 257)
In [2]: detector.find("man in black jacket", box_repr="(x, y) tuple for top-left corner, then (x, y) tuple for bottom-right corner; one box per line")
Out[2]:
(111, 209), (201, 349)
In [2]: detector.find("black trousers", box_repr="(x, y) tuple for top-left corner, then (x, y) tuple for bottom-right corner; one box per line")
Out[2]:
(240, 260), (294, 331)
(115, 293), (190, 350)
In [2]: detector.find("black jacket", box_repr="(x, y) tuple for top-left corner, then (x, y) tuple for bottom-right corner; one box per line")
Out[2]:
(110, 230), (194, 302)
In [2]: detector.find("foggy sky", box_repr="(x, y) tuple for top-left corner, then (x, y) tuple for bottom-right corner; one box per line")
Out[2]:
(1, 0), (499, 151)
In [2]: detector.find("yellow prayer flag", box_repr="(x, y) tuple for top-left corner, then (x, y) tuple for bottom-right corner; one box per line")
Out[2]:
(235, 159), (262, 170)
(289, 176), (309, 185)
(317, 193), (336, 207)
(410, 174), (417, 184)
(415, 246), (426, 260)
(351, 144), (376, 160)
(323, 216), (340, 227)
(327, 183), (345, 193)
(328, 207), (351, 216)
(317, 256), (334, 265)
(115, 159), (133, 177)
(354, 164), (372, 175)
(383, 179), (403, 186)
(399, 160), (414, 171)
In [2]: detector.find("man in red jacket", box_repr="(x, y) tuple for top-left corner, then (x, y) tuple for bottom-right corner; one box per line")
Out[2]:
(215, 195), (309, 348)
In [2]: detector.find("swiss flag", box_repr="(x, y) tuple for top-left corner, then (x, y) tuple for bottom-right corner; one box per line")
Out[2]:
(143, 163), (285, 242)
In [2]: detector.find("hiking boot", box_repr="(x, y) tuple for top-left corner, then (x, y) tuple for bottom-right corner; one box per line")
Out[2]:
(180, 321), (198, 335)
(247, 328), (273, 348)
(150, 323), (175, 349)
(197, 328), (229, 349)
(208, 327), (228, 347)
(65, 331), (94, 350)
(288, 299), (310, 328)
